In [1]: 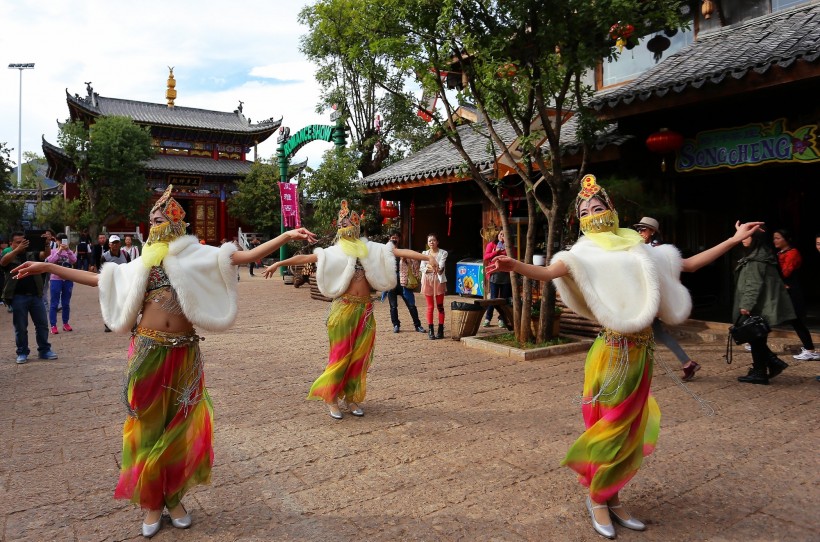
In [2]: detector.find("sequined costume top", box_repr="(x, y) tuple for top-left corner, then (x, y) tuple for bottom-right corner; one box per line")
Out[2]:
(144, 266), (185, 315)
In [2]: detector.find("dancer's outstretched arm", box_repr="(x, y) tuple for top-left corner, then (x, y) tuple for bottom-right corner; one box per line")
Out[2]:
(490, 256), (569, 282)
(232, 227), (317, 266)
(263, 254), (318, 278)
(393, 248), (438, 272)
(681, 221), (764, 272)
(12, 261), (99, 287)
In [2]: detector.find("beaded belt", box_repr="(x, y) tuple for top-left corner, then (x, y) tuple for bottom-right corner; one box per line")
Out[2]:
(600, 327), (653, 347)
(134, 326), (203, 346)
(337, 294), (372, 304)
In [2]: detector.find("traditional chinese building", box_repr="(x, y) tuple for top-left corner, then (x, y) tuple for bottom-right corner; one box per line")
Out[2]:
(43, 71), (282, 242)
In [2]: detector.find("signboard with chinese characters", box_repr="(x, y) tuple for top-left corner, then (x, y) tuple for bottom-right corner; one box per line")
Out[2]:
(278, 182), (301, 228)
(675, 119), (820, 172)
(168, 175), (202, 188)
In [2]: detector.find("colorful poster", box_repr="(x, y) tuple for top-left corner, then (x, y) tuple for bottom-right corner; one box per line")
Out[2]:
(278, 182), (301, 228)
(675, 119), (820, 172)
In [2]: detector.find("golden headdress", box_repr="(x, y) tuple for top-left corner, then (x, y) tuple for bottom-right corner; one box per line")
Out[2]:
(335, 200), (361, 241)
(575, 174), (642, 250)
(334, 200), (367, 259)
(143, 185), (188, 267)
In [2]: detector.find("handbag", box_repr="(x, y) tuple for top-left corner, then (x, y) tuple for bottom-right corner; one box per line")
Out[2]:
(405, 261), (420, 290)
(723, 315), (771, 365)
(729, 315), (770, 345)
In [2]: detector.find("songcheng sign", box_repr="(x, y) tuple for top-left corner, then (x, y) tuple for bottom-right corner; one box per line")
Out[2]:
(675, 119), (820, 172)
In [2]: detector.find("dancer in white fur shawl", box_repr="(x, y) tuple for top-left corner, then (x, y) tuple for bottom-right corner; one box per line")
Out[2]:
(490, 175), (763, 540)
(13, 185), (316, 537)
(265, 200), (436, 420)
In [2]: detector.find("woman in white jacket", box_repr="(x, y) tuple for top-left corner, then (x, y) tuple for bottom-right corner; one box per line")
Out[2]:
(420, 233), (448, 339)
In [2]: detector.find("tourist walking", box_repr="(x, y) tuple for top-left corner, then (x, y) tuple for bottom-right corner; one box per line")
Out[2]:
(1, 232), (58, 364)
(12, 185), (315, 537)
(75, 233), (92, 271)
(634, 217), (701, 381)
(420, 233), (448, 339)
(734, 229), (794, 385)
(491, 175), (763, 539)
(772, 229), (819, 360)
(266, 201), (435, 420)
(45, 235), (76, 334)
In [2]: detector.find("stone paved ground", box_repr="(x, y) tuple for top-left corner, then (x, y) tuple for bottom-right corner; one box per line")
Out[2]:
(1, 276), (818, 542)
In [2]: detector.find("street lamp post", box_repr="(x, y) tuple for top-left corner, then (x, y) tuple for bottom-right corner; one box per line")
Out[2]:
(8, 63), (35, 186)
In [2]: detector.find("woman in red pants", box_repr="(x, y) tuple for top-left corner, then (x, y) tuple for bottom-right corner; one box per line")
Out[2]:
(420, 233), (448, 339)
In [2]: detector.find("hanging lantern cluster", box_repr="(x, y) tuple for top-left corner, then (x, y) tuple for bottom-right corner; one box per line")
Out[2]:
(444, 191), (453, 236)
(609, 22), (635, 52)
(380, 199), (399, 225)
(646, 128), (684, 172)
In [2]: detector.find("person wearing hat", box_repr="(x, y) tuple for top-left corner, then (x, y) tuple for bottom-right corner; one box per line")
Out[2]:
(633, 217), (702, 382)
(102, 235), (130, 266)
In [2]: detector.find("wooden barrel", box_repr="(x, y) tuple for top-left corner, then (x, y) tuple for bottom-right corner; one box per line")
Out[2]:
(309, 274), (333, 302)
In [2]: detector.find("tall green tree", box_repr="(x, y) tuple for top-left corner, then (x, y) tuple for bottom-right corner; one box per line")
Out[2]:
(299, 148), (378, 238)
(228, 159), (282, 237)
(365, 0), (687, 342)
(0, 142), (24, 235)
(58, 115), (153, 236)
(299, 0), (433, 176)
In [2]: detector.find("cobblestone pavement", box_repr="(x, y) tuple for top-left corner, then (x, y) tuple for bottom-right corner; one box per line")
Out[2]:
(1, 276), (818, 542)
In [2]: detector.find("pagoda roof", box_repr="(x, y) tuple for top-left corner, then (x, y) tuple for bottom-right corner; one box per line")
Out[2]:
(591, 2), (820, 116)
(144, 155), (255, 177)
(66, 90), (282, 138)
(362, 115), (631, 189)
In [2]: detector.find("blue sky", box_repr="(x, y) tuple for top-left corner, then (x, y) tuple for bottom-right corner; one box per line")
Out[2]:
(0, 0), (335, 173)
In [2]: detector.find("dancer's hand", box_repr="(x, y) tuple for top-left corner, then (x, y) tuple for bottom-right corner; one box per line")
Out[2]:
(491, 255), (517, 273)
(263, 262), (281, 279)
(426, 254), (439, 273)
(287, 227), (317, 244)
(731, 221), (765, 243)
(12, 261), (48, 279)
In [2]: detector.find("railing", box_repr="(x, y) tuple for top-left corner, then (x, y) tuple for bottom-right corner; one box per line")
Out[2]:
(237, 227), (265, 252)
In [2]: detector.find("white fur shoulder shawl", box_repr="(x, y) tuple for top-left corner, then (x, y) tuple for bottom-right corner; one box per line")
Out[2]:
(551, 238), (692, 334)
(98, 235), (239, 333)
(314, 239), (396, 298)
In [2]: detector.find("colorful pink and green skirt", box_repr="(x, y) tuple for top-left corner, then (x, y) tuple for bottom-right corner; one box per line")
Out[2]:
(308, 294), (375, 403)
(114, 327), (213, 510)
(561, 328), (660, 504)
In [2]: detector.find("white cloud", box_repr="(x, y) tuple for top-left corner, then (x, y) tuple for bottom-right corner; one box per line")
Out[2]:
(0, 0), (333, 171)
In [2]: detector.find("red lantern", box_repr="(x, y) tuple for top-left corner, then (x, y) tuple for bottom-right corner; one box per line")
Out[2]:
(444, 191), (453, 236)
(409, 198), (415, 234)
(609, 22), (635, 52)
(646, 128), (684, 172)
(380, 199), (399, 220)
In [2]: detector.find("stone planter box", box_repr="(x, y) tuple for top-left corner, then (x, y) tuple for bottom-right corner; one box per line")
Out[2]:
(460, 334), (593, 361)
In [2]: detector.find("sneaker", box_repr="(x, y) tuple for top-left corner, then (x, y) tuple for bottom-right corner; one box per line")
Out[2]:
(393, 325), (400, 333)
(415, 325), (426, 333)
(39, 351), (58, 360)
(63, 324), (73, 332)
(51, 326), (59, 335)
(482, 319), (491, 327)
(498, 321), (506, 329)
(16, 354), (28, 364)
(792, 347), (820, 361)
(744, 344), (752, 351)
(682, 361), (701, 382)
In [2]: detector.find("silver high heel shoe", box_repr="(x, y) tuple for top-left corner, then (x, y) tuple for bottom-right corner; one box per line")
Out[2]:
(586, 496), (616, 539)
(347, 401), (364, 416)
(141, 518), (162, 538)
(170, 511), (192, 529)
(327, 401), (343, 419)
(608, 503), (645, 531)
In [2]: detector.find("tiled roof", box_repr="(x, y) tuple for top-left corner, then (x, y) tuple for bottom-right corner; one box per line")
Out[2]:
(362, 116), (631, 188)
(591, 2), (820, 111)
(144, 155), (255, 176)
(66, 91), (282, 135)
